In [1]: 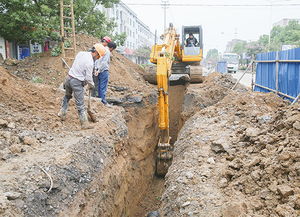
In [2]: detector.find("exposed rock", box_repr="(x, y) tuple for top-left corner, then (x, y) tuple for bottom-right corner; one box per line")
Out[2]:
(293, 121), (300, 130)
(275, 204), (295, 217)
(0, 119), (8, 128)
(4, 58), (19, 66)
(245, 127), (261, 137)
(22, 136), (38, 147)
(277, 185), (294, 198)
(207, 157), (215, 164)
(4, 192), (21, 200)
(211, 138), (229, 153)
(7, 122), (16, 129)
(222, 202), (247, 217)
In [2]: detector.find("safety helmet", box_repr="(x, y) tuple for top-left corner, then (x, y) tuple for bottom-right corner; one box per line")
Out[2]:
(102, 36), (112, 43)
(93, 43), (106, 57)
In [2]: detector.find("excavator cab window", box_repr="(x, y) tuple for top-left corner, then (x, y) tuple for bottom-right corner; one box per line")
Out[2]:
(182, 26), (203, 49)
(182, 26), (203, 56)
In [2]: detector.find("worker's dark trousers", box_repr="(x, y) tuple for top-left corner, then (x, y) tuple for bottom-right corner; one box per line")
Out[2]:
(98, 70), (109, 104)
(61, 77), (85, 116)
(92, 74), (99, 97)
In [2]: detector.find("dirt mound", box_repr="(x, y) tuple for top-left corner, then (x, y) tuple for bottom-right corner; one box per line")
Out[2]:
(181, 72), (247, 122)
(2, 34), (149, 93)
(0, 48), (158, 217)
(160, 89), (299, 216)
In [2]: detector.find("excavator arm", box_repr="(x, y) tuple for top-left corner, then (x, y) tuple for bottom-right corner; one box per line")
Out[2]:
(149, 24), (203, 176)
(150, 24), (181, 175)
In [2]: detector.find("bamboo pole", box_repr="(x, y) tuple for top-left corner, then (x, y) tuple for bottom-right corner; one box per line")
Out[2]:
(254, 83), (296, 100)
(232, 60), (254, 90)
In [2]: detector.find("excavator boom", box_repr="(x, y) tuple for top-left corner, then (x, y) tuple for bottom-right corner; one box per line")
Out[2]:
(150, 23), (203, 176)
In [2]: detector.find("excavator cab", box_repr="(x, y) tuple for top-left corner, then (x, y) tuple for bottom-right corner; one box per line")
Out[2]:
(181, 26), (203, 63)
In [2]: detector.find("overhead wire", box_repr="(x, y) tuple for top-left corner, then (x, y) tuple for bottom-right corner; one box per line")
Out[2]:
(125, 3), (300, 7)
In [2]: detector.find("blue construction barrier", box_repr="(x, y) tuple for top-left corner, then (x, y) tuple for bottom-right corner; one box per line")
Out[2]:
(254, 48), (300, 101)
(216, 61), (227, 73)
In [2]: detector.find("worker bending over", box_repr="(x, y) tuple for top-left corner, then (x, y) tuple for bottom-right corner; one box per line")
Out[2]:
(94, 41), (117, 105)
(58, 43), (106, 129)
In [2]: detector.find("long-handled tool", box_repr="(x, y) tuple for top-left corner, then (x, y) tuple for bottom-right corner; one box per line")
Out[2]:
(61, 58), (97, 122)
(87, 89), (97, 122)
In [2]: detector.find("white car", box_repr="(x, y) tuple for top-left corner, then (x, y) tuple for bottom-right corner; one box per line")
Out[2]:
(227, 63), (238, 73)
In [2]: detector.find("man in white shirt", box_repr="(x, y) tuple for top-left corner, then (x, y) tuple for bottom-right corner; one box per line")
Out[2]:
(58, 43), (106, 129)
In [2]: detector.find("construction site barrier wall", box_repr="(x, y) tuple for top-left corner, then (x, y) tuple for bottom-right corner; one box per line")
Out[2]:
(216, 61), (227, 73)
(254, 47), (300, 102)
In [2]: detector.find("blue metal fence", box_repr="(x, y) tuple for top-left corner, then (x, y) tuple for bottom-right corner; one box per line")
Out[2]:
(216, 61), (227, 73)
(254, 48), (300, 102)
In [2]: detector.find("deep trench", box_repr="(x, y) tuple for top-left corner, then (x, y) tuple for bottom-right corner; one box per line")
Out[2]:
(126, 84), (187, 216)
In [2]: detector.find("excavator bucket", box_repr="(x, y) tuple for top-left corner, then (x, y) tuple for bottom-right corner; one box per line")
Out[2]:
(156, 139), (173, 176)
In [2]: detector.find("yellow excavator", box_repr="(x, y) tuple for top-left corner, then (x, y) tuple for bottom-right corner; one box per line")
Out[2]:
(149, 23), (203, 176)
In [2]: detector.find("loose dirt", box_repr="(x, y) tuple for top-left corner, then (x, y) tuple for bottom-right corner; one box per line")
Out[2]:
(1, 34), (299, 217)
(160, 90), (299, 217)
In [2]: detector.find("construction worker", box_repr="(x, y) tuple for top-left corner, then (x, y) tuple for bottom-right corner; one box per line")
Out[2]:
(94, 41), (117, 105)
(92, 36), (112, 97)
(101, 36), (112, 46)
(58, 43), (106, 129)
(186, 33), (198, 47)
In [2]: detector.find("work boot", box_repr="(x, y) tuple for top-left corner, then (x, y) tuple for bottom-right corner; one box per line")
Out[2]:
(79, 112), (93, 129)
(57, 108), (67, 121)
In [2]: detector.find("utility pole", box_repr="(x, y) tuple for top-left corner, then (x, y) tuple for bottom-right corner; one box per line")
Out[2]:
(161, 0), (169, 32)
(268, 0), (273, 51)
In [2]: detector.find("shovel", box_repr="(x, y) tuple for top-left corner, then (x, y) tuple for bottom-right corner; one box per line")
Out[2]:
(87, 89), (97, 123)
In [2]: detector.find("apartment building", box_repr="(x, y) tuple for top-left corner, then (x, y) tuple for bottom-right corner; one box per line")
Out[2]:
(97, 1), (155, 63)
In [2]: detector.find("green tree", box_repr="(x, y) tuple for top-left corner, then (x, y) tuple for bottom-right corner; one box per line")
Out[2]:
(135, 46), (151, 58)
(245, 20), (300, 56)
(0, 0), (120, 43)
(113, 32), (126, 46)
(232, 40), (247, 56)
(206, 48), (219, 63)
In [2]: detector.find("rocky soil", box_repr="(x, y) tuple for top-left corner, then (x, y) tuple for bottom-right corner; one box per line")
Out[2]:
(0, 44), (158, 216)
(0, 35), (299, 217)
(160, 90), (299, 217)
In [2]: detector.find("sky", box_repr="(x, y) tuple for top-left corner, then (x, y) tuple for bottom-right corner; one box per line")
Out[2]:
(122, 0), (300, 55)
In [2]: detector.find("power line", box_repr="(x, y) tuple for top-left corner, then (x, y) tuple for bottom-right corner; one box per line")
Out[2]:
(126, 3), (300, 7)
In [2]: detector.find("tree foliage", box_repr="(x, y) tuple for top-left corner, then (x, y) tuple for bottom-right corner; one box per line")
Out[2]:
(206, 48), (219, 63)
(0, 0), (122, 43)
(232, 40), (247, 56)
(135, 46), (151, 58)
(234, 20), (300, 57)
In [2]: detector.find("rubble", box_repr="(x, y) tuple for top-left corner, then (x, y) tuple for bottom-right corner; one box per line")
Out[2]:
(160, 90), (299, 217)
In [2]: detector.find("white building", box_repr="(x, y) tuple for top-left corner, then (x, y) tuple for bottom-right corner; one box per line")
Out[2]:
(97, 1), (155, 63)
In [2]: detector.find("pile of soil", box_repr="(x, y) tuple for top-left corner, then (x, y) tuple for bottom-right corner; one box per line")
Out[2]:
(160, 89), (299, 216)
(0, 65), (128, 216)
(0, 37), (157, 216)
(1, 34), (151, 104)
(180, 72), (247, 127)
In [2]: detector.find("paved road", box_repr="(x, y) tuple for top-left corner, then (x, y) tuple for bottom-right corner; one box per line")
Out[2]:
(230, 71), (255, 88)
